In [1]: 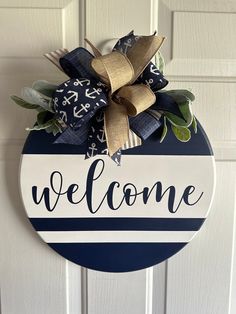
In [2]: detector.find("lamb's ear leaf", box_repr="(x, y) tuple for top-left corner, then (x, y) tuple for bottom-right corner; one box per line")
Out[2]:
(26, 119), (54, 131)
(155, 51), (165, 74)
(11, 95), (39, 109)
(45, 120), (63, 136)
(37, 111), (48, 125)
(21, 87), (54, 112)
(160, 116), (167, 143)
(32, 80), (58, 98)
(171, 125), (191, 142)
(192, 115), (198, 133)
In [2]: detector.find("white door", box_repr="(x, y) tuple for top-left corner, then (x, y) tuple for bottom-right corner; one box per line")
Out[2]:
(1, 0), (236, 313)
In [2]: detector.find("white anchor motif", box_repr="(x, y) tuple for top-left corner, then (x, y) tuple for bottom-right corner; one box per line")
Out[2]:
(101, 148), (108, 154)
(97, 81), (106, 88)
(53, 97), (59, 107)
(73, 103), (90, 118)
(64, 80), (70, 87)
(87, 143), (97, 157)
(59, 111), (67, 122)
(100, 99), (106, 104)
(150, 64), (160, 75)
(97, 129), (106, 143)
(73, 79), (90, 86)
(145, 78), (154, 86)
(85, 87), (102, 99)
(62, 90), (79, 105)
(96, 111), (104, 122)
(56, 89), (64, 93)
(124, 38), (132, 53)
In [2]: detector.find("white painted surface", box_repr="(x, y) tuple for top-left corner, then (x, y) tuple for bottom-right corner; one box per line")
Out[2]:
(0, 0), (235, 313)
(38, 230), (196, 243)
(20, 155), (215, 218)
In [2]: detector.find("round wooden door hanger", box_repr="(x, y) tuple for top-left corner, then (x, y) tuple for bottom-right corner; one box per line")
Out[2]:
(20, 123), (215, 272)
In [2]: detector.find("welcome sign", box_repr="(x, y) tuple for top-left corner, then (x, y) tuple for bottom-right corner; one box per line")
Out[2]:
(20, 123), (215, 272)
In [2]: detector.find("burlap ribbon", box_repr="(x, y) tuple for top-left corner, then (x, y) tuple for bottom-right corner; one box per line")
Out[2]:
(86, 35), (165, 155)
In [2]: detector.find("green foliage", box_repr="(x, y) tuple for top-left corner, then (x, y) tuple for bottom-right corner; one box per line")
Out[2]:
(37, 111), (48, 125)
(27, 118), (62, 135)
(45, 120), (63, 136)
(21, 87), (54, 112)
(155, 51), (165, 74)
(164, 104), (193, 128)
(163, 89), (195, 102)
(26, 119), (55, 131)
(11, 81), (60, 136)
(32, 80), (58, 98)
(171, 125), (191, 142)
(192, 116), (198, 134)
(11, 96), (39, 109)
(160, 116), (167, 143)
(159, 89), (197, 144)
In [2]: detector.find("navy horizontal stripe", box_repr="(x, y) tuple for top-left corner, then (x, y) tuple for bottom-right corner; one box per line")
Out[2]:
(22, 120), (213, 156)
(48, 242), (187, 272)
(29, 217), (205, 232)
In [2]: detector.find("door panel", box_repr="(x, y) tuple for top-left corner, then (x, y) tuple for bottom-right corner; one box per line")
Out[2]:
(158, 1), (236, 314)
(0, 1), (82, 313)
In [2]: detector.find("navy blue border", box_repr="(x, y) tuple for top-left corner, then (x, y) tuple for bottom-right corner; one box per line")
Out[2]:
(30, 217), (205, 232)
(48, 242), (187, 272)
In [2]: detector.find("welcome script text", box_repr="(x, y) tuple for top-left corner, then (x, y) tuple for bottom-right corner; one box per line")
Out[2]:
(32, 159), (204, 213)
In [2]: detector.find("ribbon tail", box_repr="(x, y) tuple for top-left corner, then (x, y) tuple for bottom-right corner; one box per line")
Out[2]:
(44, 48), (69, 72)
(127, 35), (165, 83)
(104, 98), (129, 156)
(85, 111), (108, 159)
(121, 129), (142, 150)
(84, 38), (102, 57)
(129, 110), (162, 141)
(54, 123), (89, 145)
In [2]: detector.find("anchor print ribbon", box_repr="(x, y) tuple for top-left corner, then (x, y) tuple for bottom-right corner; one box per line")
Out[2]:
(46, 31), (182, 163)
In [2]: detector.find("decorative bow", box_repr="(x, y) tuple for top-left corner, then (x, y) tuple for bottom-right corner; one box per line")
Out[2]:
(46, 31), (183, 164)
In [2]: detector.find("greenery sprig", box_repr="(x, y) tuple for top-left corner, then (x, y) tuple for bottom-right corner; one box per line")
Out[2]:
(155, 52), (197, 142)
(11, 80), (63, 136)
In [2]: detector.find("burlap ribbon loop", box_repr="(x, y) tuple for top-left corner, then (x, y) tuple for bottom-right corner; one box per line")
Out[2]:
(116, 84), (156, 116)
(91, 51), (134, 93)
(88, 34), (165, 156)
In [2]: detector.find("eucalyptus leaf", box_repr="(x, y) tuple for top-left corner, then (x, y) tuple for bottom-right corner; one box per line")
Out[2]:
(155, 51), (165, 74)
(21, 87), (54, 112)
(160, 116), (167, 143)
(11, 95), (39, 109)
(164, 89), (195, 102)
(192, 115), (198, 133)
(171, 125), (191, 142)
(32, 80), (58, 98)
(164, 100), (193, 128)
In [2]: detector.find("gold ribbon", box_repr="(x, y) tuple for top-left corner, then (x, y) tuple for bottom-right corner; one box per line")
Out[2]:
(87, 35), (165, 156)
